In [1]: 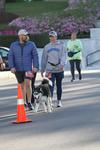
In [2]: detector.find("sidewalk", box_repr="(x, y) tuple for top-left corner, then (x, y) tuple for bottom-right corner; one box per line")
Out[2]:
(0, 69), (100, 150)
(0, 69), (100, 80)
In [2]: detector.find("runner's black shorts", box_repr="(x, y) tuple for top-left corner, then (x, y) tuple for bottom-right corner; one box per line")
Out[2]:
(15, 71), (32, 84)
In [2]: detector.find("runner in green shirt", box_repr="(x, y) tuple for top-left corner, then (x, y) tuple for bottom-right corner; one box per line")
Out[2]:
(67, 32), (83, 82)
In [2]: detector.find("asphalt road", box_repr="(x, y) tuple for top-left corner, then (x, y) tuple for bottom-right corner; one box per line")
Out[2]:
(0, 71), (100, 150)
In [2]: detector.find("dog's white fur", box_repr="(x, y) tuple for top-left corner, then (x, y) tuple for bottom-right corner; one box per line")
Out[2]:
(33, 78), (53, 113)
(34, 95), (53, 113)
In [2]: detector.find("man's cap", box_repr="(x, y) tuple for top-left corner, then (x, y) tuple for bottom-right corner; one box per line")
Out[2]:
(18, 29), (28, 36)
(49, 31), (57, 37)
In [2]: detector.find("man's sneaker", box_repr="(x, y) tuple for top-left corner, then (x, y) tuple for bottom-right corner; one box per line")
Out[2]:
(57, 100), (63, 107)
(28, 103), (34, 110)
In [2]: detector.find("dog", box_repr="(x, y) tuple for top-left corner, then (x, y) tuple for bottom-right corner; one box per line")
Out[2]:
(33, 78), (53, 113)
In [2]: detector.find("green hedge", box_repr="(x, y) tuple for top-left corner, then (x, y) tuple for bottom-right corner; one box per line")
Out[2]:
(0, 32), (90, 48)
(0, 33), (49, 48)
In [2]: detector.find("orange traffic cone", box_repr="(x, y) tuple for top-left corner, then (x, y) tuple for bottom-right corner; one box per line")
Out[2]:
(12, 84), (32, 124)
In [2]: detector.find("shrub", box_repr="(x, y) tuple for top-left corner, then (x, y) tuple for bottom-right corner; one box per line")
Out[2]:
(0, 35), (17, 47)
(0, 33), (49, 48)
(0, 31), (90, 49)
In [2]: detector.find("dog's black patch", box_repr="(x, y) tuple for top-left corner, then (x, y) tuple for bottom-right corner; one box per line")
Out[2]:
(33, 79), (51, 98)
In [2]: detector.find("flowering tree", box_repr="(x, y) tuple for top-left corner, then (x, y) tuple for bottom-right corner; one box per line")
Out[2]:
(1, 0), (99, 36)
(8, 15), (96, 37)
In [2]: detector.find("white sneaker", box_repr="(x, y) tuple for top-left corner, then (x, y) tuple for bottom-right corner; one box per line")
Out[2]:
(57, 100), (63, 107)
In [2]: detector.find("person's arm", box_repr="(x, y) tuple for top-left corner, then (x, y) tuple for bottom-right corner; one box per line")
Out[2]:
(41, 46), (48, 77)
(0, 55), (3, 64)
(60, 43), (67, 69)
(0, 55), (4, 70)
(78, 40), (83, 51)
(67, 40), (72, 51)
(8, 44), (16, 73)
(65, 40), (69, 51)
(32, 43), (39, 72)
(74, 40), (83, 51)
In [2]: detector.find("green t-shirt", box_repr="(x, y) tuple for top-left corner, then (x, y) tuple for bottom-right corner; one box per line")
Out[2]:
(67, 39), (83, 60)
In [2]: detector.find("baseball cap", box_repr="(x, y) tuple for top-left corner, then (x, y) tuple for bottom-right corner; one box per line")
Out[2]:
(49, 31), (57, 37)
(18, 29), (28, 36)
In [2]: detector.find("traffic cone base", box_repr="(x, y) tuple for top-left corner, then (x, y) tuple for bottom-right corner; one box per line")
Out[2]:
(12, 119), (32, 124)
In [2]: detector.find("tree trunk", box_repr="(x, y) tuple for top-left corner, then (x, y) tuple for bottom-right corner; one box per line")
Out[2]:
(0, 0), (5, 14)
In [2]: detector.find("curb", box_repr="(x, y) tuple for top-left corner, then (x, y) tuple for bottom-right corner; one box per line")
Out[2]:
(0, 71), (43, 81)
(0, 69), (100, 80)
(0, 71), (15, 79)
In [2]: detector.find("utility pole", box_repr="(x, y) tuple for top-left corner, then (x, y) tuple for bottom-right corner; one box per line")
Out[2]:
(0, 0), (5, 15)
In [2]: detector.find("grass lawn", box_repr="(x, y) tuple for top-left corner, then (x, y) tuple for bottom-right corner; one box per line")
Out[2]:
(2, 1), (95, 31)
(0, 1), (67, 29)
(6, 1), (67, 17)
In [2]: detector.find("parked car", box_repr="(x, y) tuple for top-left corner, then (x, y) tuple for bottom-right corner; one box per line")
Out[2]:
(0, 47), (9, 71)
(0, 47), (44, 71)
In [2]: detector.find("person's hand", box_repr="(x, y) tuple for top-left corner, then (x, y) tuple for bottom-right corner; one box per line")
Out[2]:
(0, 63), (5, 70)
(45, 72), (52, 79)
(25, 71), (34, 78)
(32, 67), (38, 73)
(11, 68), (16, 74)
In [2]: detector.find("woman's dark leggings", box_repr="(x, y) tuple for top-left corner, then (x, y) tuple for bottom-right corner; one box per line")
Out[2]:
(49, 72), (64, 101)
(69, 60), (81, 79)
